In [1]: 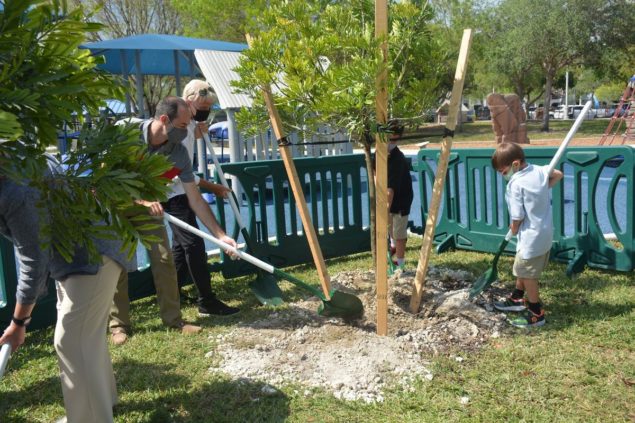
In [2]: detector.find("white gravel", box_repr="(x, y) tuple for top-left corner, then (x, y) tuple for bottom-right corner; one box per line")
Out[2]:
(206, 266), (507, 403)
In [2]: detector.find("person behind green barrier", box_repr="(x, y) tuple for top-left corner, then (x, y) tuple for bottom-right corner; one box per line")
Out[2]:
(386, 121), (413, 270)
(163, 79), (239, 317)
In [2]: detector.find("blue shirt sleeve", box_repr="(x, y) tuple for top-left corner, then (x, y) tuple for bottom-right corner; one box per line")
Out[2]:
(0, 180), (50, 305)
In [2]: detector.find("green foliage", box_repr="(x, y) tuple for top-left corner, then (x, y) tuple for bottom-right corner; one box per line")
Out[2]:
(472, 0), (635, 130)
(595, 82), (627, 104)
(172, 0), (266, 43)
(427, 0), (490, 99)
(0, 0), (171, 260)
(466, 0), (634, 112)
(0, 0), (114, 147)
(232, 0), (446, 144)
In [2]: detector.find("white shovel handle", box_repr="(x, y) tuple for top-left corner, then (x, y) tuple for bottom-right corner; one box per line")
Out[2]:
(0, 342), (11, 379)
(164, 213), (274, 274)
(202, 133), (245, 229)
(501, 101), (591, 241)
(547, 100), (592, 175)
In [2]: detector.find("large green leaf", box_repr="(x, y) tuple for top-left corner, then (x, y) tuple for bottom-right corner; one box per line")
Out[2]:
(0, 0), (172, 261)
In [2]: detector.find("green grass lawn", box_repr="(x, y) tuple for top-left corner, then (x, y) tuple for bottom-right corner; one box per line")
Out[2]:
(420, 118), (609, 143)
(1, 244), (633, 422)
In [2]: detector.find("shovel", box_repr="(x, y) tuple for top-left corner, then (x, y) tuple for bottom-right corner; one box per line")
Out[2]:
(468, 230), (513, 298)
(0, 343), (11, 379)
(165, 213), (364, 319)
(469, 100), (593, 299)
(202, 133), (283, 306)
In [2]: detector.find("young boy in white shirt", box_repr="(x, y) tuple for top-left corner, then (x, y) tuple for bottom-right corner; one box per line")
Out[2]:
(491, 142), (563, 327)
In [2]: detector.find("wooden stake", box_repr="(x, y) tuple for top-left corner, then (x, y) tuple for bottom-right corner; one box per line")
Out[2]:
(409, 29), (473, 314)
(246, 34), (332, 300)
(375, 0), (389, 336)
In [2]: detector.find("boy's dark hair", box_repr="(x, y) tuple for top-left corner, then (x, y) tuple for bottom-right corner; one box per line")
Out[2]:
(155, 96), (187, 120)
(492, 142), (525, 170)
(387, 119), (405, 138)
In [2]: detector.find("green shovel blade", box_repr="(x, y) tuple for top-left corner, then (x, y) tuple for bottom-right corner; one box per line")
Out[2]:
(317, 290), (364, 319)
(468, 267), (498, 299)
(468, 237), (509, 299)
(249, 273), (284, 306)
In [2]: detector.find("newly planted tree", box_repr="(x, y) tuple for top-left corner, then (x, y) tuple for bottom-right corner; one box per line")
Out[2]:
(232, 0), (446, 259)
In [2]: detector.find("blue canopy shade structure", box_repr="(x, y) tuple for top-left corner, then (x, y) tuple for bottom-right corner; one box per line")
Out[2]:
(80, 34), (248, 117)
(81, 34), (247, 76)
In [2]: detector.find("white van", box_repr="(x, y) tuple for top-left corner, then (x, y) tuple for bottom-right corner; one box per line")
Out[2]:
(553, 105), (596, 120)
(553, 105), (570, 119)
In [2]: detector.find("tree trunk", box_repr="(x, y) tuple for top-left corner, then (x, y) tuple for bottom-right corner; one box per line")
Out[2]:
(541, 71), (555, 132)
(363, 143), (376, 262)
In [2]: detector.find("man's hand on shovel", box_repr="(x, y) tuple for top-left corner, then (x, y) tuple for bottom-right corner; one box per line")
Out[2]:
(218, 234), (239, 260)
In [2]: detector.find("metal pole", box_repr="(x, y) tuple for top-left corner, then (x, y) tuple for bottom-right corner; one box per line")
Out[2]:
(134, 50), (145, 118)
(226, 108), (242, 201)
(174, 50), (182, 97)
(120, 50), (132, 115)
(565, 71), (569, 119)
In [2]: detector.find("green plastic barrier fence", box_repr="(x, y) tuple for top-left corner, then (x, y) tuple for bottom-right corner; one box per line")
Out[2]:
(5, 146), (631, 330)
(0, 154), (372, 329)
(412, 146), (634, 275)
(214, 154), (371, 278)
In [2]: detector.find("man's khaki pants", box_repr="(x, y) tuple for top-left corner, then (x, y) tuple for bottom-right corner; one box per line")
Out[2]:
(109, 223), (182, 330)
(54, 256), (121, 423)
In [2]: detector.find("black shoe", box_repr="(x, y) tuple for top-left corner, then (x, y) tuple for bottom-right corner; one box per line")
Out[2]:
(179, 289), (196, 305)
(494, 296), (526, 312)
(198, 297), (240, 316)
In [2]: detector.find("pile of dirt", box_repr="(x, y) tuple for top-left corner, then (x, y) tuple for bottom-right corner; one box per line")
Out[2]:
(206, 266), (508, 403)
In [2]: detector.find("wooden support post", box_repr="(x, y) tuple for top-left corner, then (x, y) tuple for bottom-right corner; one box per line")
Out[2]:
(409, 29), (473, 314)
(375, 0), (389, 336)
(246, 35), (332, 300)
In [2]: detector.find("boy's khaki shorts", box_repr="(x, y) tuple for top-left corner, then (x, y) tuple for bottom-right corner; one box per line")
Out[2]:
(389, 213), (409, 240)
(513, 251), (550, 279)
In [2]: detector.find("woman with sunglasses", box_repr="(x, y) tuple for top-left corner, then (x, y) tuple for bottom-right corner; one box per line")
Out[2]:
(163, 80), (240, 317)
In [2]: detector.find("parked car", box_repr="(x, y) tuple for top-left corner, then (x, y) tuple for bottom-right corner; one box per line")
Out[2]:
(553, 105), (569, 119)
(474, 105), (490, 120)
(607, 104), (630, 118)
(553, 105), (596, 120)
(595, 108), (609, 118)
(572, 105), (596, 120)
(527, 106), (537, 120)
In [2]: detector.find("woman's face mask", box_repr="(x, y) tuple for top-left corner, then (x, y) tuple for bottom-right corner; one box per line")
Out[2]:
(193, 108), (211, 122)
